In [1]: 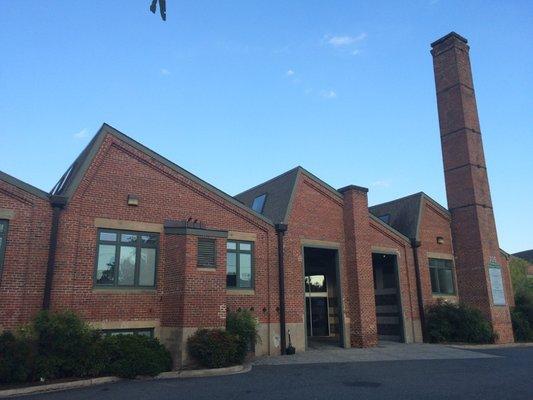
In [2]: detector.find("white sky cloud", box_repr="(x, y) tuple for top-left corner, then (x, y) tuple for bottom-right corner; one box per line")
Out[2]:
(321, 90), (337, 99)
(73, 128), (88, 139)
(160, 68), (171, 75)
(371, 180), (391, 188)
(326, 33), (367, 48)
(286, 69), (295, 76)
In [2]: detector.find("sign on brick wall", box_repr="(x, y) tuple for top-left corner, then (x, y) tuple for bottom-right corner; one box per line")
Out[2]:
(488, 258), (506, 306)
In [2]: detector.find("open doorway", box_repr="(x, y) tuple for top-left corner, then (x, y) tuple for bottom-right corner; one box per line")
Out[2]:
(303, 247), (343, 349)
(372, 253), (404, 342)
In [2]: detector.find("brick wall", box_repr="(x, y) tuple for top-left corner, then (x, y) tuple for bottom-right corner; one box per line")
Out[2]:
(0, 180), (52, 329)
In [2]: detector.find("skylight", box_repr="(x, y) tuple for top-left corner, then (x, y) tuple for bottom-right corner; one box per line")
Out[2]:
(378, 214), (391, 224)
(251, 194), (267, 213)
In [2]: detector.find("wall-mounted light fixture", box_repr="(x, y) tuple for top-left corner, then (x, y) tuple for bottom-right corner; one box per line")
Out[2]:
(436, 236), (444, 245)
(127, 195), (139, 206)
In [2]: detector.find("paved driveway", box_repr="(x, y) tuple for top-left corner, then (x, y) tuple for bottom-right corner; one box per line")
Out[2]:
(254, 340), (497, 365)
(16, 346), (533, 400)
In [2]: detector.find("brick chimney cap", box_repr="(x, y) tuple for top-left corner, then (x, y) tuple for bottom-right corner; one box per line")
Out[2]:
(337, 184), (369, 194)
(431, 31), (468, 48)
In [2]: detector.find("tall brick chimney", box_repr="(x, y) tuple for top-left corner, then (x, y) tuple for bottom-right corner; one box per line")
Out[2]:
(431, 32), (514, 343)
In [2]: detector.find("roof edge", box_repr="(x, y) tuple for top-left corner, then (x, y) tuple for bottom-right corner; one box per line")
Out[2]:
(0, 170), (50, 200)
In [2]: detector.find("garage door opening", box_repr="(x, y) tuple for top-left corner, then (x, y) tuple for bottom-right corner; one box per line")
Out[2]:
(303, 247), (343, 349)
(372, 253), (404, 342)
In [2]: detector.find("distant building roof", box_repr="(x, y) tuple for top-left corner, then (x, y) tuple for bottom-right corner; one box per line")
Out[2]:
(513, 250), (533, 264)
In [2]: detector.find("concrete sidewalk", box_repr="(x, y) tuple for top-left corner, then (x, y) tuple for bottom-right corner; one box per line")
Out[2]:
(253, 341), (498, 366)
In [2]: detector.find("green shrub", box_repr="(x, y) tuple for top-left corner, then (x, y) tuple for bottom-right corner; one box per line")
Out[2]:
(426, 301), (496, 344)
(0, 331), (34, 384)
(101, 334), (172, 378)
(226, 310), (259, 352)
(512, 290), (533, 342)
(29, 311), (105, 380)
(187, 329), (244, 368)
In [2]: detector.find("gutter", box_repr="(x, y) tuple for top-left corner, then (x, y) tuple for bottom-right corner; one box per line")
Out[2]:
(410, 239), (427, 341)
(275, 223), (288, 354)
(42, 195), (67, 310)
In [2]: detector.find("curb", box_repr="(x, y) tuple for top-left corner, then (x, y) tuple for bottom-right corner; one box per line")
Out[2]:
(0, 377), (120, 398)
(156, 364), (252, 379)
(449, 342), (533, 350)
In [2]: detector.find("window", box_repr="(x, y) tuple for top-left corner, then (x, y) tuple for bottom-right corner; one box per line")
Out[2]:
(251, 194), (267, 214)
(95, 229), (158, 288)
(0, 220), (8, 273)
(198, 238), (216, 268)
(429, 258), (455, 295)
(101, 328), (154, 338)
(378, 214), (390, 224)
(226, 240), (253, 289)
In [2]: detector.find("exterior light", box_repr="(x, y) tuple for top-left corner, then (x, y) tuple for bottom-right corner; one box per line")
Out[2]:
(127, 195), (139, 206)
(437, 236), (444, 244)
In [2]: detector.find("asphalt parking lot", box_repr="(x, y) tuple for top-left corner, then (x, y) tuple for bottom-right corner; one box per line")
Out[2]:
(16, 346), (533, 400)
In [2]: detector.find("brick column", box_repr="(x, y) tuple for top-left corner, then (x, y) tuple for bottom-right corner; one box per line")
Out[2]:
(431, 32), (513, 343)
(339, 185), (378, 347)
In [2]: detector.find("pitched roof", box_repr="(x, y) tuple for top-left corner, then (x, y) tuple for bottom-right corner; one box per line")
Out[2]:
(50, 123), (274, 226)
(513, 250), (533, 264)
(369, 192), (450, 240)
(0, 170), (49, 200)
(234, 166), (344, 224)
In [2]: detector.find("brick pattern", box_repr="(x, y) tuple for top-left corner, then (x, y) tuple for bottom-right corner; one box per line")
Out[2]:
(342, 188), (377, 347)
(0, 182), (52, 329)
(432, 34), (514, 343)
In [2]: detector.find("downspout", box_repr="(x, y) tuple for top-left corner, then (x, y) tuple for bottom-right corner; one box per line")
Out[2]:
(42, 195), (67, 310)
(410, 239), (427, 342)
(275, 223), (288, 354)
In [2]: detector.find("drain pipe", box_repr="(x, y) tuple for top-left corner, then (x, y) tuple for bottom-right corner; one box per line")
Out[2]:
(42, 195), (67, 310)
(410, 239), (427, 341)
(275, 223), (288, 354)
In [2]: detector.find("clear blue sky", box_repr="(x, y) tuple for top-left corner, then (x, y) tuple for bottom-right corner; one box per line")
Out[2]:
(1, 1), (531, 253)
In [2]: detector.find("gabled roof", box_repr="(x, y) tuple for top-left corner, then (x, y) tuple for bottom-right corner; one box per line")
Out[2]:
(369, 192), (450, 240)
(51, 123), (274, 226)
(234, 166), (343, 224)
(513, 250), (533, 264)
(0, 170), (49, 200)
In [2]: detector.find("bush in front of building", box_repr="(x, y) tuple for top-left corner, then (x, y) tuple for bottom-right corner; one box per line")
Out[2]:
(511, 290), (533, 342)
(187, 329), (245, 368)
(226, 310), (259, 353)
(0, 331), (34, 385)
(426, 301), (496, 344)
(28, 310), (106, 380)
(100, 334), (172, 378)
(0, 311), (173, 385)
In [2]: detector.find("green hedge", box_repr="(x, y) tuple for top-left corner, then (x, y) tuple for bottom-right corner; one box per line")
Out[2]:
(426, 302), (497, 344)
(512, 290), (533, 342)
(0, 311), (172, 385)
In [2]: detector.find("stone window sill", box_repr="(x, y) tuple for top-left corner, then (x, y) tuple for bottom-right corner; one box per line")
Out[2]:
(226, 289), (255, 296)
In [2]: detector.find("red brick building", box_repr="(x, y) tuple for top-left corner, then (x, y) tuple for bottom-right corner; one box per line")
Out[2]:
(0, 32), (515, 365)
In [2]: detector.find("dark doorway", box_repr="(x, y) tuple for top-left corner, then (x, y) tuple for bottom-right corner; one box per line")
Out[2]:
(304, 247), (342, 348)
(372, 253), (404, 342)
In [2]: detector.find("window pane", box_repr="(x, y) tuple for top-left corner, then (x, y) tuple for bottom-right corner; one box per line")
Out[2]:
(121, 234), (138, 244)
(96, 244), (116, 285)
(239, 253), (252, 288)
(438, 268), (454, 294)
(227, 241), (237, 250)
(118, 246), (136, 285)
(239, 243), (252, 251)
(141, 234), (157, 246)
(429, 268), (439, 293)
(227, 252), (237, 287)
(99, 231), (117, 242)
(251, 194), (266, 213)
(0, 223), (5, 233)
(139, 248), (156, 286)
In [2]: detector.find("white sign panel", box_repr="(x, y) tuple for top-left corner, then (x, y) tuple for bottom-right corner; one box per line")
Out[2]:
(488, 262), (506, 306)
